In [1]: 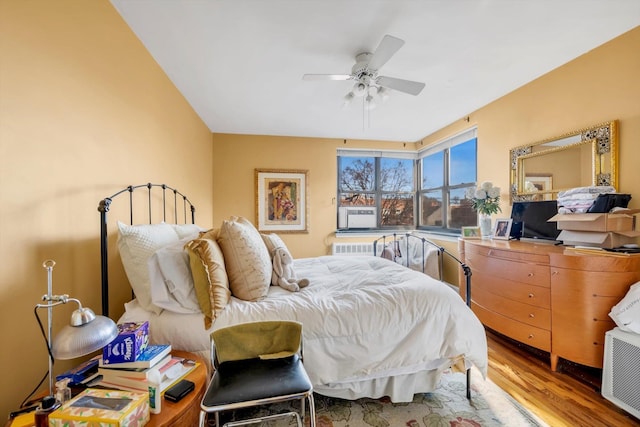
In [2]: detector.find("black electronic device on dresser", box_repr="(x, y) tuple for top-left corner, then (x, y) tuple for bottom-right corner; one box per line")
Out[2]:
(509, 200), (560, 242)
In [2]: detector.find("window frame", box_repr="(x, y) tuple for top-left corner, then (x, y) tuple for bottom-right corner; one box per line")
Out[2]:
(417, 128), (478, 233)
(337, 127), (477, 233)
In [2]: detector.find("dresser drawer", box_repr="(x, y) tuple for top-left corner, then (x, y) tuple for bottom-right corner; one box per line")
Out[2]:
(467, 243), (550, 264)
(473, 284), (550, 330)
(466, 252), (550, 287)
(473, 302), (551, 352)
(473, 273), (550, 309)
(552, 316), (616, 368)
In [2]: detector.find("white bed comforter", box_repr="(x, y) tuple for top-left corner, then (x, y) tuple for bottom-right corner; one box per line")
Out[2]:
(120, 255), (487, 400)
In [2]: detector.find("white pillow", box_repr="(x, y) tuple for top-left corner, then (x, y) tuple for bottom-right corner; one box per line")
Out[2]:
(147, 239), (201, 314)
(171, 223), (203, 240)
(609, 281), (640, 334)
(216, 217), (272, 301)
(117, 221), (180, 314)
(261, 233), (291, 258)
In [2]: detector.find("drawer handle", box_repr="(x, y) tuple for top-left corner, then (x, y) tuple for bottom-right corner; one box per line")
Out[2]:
(528, 273), (534, 277)
(529, 313), (535, 318)
(528, 334), (534, 339)
(552, 271), (559, 275)
(528, 293), (534, 298)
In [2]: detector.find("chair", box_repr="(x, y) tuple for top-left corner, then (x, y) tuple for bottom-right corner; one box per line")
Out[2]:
(198, 320), (316, 427)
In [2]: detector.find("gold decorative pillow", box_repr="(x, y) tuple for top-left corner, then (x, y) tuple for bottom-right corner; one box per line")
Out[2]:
(216, 217), (272, 301)
(185, 238), (230, 329)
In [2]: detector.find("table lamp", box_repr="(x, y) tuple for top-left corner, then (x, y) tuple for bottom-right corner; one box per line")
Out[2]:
(36, 260), (118, 397)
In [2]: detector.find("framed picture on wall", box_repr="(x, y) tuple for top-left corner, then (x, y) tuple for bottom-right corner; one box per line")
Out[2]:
(493, 218), (512, 240)
(255, 169), (308, 233)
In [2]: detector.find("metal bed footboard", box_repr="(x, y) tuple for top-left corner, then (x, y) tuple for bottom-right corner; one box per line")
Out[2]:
(373, 232), (473, 399)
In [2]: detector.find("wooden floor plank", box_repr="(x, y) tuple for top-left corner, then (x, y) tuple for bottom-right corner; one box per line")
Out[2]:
(484, 329), (639, 426)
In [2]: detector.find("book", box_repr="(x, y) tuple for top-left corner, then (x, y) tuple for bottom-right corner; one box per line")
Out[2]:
(99, 344), (171, 369)
(98, 354), (173, 380)
(97, 357), (199, 394)
(55, 355), (100, 385)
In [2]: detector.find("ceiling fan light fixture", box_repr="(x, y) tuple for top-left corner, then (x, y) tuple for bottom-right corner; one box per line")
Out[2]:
(365, 94), (377, 110)
(352, 82), (367, 97)
(343, 91), (355, 107)
(378, 87), (390, 102)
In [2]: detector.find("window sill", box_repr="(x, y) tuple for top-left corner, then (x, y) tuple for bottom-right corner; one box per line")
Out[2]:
(334, 229), (460, 243)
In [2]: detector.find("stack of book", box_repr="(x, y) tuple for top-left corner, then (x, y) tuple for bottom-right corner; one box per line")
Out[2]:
(96, 344), (198, 394)
(56, 355), (102, 386)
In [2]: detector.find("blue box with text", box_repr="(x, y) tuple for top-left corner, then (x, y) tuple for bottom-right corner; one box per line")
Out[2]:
(102, 321), (149, 364)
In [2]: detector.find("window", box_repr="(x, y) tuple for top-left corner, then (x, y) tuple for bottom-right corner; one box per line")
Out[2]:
(337, 128), (477, 233)
(419, 129), (477, 232)
(337, 151), (415, 229)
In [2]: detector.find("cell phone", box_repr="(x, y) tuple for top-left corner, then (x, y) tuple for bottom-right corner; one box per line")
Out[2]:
(164, 379), (195, 402)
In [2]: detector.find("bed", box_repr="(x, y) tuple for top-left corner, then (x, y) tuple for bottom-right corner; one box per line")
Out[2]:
(99, 183), (487, 403)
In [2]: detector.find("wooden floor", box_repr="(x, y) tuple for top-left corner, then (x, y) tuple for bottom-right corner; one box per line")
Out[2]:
(485, 328), (639, 426)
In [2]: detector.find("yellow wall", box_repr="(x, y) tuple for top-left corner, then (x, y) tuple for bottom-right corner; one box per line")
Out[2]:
(0, 1), (213, 417)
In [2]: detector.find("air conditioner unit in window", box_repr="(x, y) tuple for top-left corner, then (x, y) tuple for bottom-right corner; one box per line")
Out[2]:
(602, 327), (640, 420)
(337, 207), (376, 229)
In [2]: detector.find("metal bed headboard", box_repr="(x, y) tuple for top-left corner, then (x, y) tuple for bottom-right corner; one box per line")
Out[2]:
(97, 183), (196, 317)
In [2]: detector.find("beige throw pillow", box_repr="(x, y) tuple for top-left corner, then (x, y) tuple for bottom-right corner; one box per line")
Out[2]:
(185, 238), (230, 329)
(217, 217), (272, 301)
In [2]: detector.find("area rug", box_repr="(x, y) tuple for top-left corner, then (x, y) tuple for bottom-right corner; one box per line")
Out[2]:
(211, 369), (549, 427)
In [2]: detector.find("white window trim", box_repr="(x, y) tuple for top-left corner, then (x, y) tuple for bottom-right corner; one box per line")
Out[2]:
(418, 127), (478, 158)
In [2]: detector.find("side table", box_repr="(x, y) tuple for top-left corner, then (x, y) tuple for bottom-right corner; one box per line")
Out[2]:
(5, 351), (207, 427)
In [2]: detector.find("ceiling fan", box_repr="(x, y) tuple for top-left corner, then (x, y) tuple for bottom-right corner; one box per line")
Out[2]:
(303, 34), (425, 109)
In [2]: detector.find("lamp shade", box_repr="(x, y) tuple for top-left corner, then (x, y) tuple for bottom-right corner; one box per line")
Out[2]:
(52, 314), (118, 360)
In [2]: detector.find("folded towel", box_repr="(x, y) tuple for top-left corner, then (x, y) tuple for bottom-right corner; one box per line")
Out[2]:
(557, 185), (615, 198)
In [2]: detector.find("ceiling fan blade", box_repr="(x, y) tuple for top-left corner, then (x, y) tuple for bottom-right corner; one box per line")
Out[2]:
(377, 76), (425, 96)
(367, 35), (405, 71)
(303, 74), (352, 81)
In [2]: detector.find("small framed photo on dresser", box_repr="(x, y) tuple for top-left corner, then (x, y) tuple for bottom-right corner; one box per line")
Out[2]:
(493, 218), (512, 240)
(461, 226), (481, 239)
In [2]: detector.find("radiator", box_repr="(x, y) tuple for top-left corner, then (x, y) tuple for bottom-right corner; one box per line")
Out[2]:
(331, 242), (378, 256)
(602, 327), (640, 419)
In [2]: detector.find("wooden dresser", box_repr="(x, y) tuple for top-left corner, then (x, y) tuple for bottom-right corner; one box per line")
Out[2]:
(459, 239), (640, 371)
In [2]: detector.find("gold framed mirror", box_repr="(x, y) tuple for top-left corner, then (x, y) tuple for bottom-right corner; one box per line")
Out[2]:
(509, 121), (618, 202)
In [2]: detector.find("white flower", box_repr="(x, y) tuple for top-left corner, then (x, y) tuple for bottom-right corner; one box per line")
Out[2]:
(474, 189), (487, 199)
(487, 187), (501, 198)
(480, 181), (493, 191)
(467, 181), (502, 215)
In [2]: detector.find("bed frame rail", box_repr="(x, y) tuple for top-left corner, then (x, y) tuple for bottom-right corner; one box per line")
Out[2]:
(97, 183), (196, 317)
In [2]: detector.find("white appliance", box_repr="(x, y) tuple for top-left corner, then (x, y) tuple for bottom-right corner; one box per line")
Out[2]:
(602, 327), (640, 419)
(337, 207), (376, 229)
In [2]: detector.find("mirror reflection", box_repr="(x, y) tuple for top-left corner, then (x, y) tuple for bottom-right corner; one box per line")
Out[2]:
(510, 121), (618, 202)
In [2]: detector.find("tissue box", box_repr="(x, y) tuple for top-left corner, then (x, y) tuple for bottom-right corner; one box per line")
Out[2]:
(103, 321), (149, 364)
(549, 210), (640, 232)
(49, 388), (150, 427)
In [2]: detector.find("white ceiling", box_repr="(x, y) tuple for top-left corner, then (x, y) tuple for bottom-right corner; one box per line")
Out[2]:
(110, 1), (640, 143)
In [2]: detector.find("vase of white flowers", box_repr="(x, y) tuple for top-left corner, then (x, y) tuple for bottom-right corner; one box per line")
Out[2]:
(466, 181), (502, 237)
